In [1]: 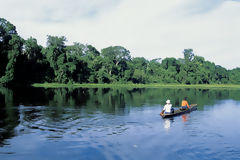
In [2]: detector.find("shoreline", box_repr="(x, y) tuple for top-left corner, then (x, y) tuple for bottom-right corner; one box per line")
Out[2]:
(32, 83), (240, 89)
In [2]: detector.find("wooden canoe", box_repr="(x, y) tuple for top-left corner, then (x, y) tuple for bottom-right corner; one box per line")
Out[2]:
(160, 104), (197, 118)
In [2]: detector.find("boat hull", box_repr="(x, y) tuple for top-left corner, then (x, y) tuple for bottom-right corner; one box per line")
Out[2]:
(160, 104), (197, 118)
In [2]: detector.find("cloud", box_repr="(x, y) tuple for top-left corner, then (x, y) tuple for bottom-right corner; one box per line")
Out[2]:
(1, 0), (240, 69)
(1, 0), (121, 22)
(182, 0), (225, 14)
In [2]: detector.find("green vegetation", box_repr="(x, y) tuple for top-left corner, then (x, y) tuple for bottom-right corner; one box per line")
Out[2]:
(1, 18), (240, 87)
(32, 83), (240, 89)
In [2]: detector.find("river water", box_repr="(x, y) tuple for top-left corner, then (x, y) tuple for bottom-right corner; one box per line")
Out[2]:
(0, 87), (240, 160)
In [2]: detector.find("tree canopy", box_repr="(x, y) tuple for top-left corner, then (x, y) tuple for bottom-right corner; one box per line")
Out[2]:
(0, 18), (239, 86)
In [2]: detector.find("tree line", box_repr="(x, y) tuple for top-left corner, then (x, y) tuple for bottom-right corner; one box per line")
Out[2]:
(1, 18), (240, 86)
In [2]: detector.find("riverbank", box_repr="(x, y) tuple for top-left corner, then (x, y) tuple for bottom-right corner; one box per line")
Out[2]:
(32, 83), (240, 89)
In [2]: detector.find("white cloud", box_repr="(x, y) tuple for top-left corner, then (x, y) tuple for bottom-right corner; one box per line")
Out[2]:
(1, 0), (239, 69)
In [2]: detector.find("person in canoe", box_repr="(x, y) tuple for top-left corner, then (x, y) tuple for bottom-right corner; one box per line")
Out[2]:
(161, 99), (174, 114)
(181, 97), (190, 110)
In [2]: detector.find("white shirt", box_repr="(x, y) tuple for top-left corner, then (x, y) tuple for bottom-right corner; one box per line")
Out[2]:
(163, 104), (172, 113)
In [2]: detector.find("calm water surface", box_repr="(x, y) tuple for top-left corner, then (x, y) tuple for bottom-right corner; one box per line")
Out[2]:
(0, 87), (240, 160)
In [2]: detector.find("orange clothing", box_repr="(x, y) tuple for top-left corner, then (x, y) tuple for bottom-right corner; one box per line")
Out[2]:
(181, 100), (190, 108)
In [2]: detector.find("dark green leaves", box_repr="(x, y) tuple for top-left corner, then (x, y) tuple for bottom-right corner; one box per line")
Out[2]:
(0, 18), (23, 85)
(1, 18), (240, 86)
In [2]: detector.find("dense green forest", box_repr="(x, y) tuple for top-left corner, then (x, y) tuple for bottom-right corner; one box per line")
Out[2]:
(1, 18), (240, 86)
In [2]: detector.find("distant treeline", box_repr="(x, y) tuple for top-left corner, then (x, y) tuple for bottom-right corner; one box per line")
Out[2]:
(1, 18), (240, 86)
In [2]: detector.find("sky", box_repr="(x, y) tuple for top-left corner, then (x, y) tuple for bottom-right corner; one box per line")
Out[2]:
(0, 0), (240, 69)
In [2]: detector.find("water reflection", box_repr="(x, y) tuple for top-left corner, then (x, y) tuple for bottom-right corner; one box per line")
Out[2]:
(163, 118), (174, 131)
(1, 87), (240, 160)
(163, 112), (191, 131)
(0, 87), (19, 147)
(181, 114), (189, 123)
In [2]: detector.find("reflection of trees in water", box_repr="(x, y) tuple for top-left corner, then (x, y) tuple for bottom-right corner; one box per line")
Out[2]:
(0, 87), (19, 147)
(86, 88), (129, 115)
(10, 87), (240, 115)
(124, 88), (240, 110)
(1, 87), (240, 147)
(46, 88), (90, 107)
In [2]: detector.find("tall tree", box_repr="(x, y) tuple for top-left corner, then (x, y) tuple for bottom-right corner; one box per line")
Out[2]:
(183, 49), (194, 63)
(215, 65), (229, 84)
(0, 18), (23, 85)
(13, 37), (51, 84)
(65, 43), (91, 83)
(229, 68), (240, 84)
(43, 35), (68, 83)
(101, 46), (131, 82)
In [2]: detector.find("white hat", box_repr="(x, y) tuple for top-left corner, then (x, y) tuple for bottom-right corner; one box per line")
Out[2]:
(166, 100), (171, 104)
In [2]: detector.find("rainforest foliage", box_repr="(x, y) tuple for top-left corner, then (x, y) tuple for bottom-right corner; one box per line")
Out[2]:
(1, 18), (240, 86)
